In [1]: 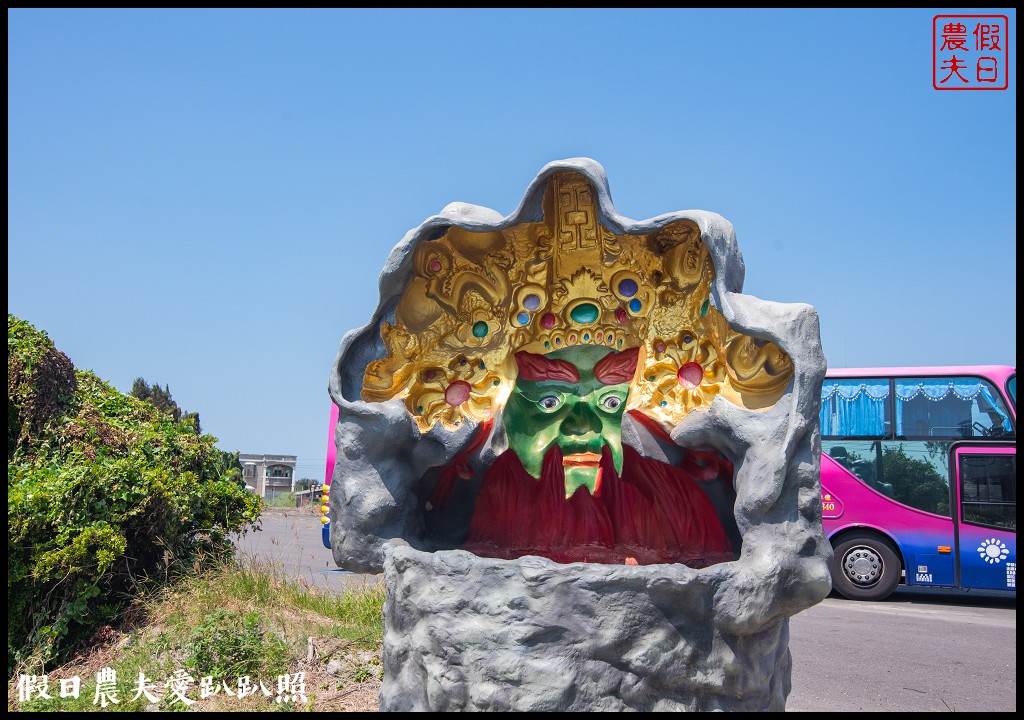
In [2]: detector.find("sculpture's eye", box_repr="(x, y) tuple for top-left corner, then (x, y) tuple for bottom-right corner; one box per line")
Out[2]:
(601, 395), (623, 410)
(538, 395), (562, 411)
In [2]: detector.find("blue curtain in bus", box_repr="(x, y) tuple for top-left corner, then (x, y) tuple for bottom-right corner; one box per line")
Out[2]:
(895, 378), (1009, 436)
(820, 380), (889, 436)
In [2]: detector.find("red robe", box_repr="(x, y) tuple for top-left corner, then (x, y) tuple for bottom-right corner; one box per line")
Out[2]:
(462, 444), (735, 567)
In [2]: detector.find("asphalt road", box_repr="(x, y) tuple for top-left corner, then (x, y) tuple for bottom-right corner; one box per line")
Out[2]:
(236, 509), (1016, 712)
(787, 587), (1015, 713)
(233, 507), (382, 593)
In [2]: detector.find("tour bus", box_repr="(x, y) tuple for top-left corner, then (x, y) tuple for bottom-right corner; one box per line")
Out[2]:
(819, 366), (1016, 600)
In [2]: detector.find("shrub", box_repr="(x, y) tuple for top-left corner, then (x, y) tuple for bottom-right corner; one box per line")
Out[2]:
(7, 315), (262, 676)
(184, 608), (290, 681)
(267, 491), (296, 508)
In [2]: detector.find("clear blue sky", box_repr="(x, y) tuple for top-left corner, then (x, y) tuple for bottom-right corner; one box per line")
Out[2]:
(8, 8), (1016, 479)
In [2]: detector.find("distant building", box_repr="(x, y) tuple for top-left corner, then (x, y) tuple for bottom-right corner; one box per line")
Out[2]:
(293, 484), (324, 508)
(239, 453), (297, 499)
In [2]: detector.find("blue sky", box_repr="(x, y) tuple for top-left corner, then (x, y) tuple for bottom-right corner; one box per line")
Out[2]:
(8, 8), (1016, 478)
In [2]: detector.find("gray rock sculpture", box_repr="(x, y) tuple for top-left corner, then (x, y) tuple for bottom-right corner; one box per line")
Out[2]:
(328, 158), (832, 711)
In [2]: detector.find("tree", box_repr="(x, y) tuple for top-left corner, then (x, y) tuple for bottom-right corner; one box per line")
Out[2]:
(295, 478), (322, 492)
(130, 377), (201, 431)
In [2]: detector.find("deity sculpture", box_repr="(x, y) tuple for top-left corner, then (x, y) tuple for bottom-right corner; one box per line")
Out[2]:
(326, 159), (830, 711)
(353, 170), (792, 567)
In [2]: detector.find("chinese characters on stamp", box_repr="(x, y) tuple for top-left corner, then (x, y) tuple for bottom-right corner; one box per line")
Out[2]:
(934, 15), (1009, 90)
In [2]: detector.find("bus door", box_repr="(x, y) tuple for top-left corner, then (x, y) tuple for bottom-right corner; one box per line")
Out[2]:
(953, 443), (1016, 591)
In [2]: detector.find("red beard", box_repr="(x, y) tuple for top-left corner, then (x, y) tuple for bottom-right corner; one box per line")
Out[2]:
(462, 444), (736, 567)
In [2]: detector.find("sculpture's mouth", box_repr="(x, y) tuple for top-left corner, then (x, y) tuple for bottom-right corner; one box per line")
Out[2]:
(562, 452), (602, 468)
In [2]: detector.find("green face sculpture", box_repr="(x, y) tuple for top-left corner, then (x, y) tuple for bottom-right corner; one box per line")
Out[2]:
(503, 345), (638, 498)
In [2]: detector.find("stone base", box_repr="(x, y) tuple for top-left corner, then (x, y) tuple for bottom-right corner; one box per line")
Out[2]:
(380, 545), (792, 712)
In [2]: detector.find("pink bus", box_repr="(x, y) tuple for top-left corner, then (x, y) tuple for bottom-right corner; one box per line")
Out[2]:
(819, 366), (1016, 600)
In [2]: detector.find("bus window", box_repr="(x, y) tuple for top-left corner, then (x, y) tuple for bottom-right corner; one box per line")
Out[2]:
(877, 442), (950, 517)
(821, 441), (891, 497)
(822, 439), (949, 516)
(820, 379), (891, 437)
(895, 377), (1013, 439)
(960, 454), (1016, 531)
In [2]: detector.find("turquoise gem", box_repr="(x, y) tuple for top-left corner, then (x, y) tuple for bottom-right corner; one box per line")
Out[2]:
(570, 302), (600, 324)
(472, 321), (488, 338)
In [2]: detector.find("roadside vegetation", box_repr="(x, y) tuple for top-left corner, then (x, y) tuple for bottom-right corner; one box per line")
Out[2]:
(8, 559), (385, 712)
(8, 315), (385, 711)
(267, 492), (298, 509)
(8, 314), (262, 675)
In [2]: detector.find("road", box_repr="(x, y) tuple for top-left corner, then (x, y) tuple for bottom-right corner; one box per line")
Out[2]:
(232, 507), (381, 593)
(787, 587), (1015, 713)
(236, 508), (1016, 712)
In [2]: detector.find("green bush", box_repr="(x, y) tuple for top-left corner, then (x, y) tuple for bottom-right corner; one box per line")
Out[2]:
(267, 491), (296, 508)
(184, 608), (290, 681)
(7, 315), (262, 676)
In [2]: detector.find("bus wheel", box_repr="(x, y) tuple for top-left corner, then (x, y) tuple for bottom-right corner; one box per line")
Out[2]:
(832, 535), (901, 601)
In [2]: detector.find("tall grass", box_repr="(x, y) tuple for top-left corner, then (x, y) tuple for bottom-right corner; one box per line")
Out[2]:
(266, 492), (297, 509)
(9, 558), (385, 712)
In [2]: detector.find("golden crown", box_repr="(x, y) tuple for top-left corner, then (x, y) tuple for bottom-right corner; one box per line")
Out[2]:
(362, 171), (792, 432)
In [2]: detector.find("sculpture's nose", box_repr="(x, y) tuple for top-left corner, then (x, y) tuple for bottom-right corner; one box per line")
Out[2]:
(559, 400), (601, 437)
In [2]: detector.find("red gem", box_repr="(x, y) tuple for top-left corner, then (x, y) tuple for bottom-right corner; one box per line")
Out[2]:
(444, 381), (472, 406)
(677, 362), (704, 388)
(540, 313), (557, 329)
